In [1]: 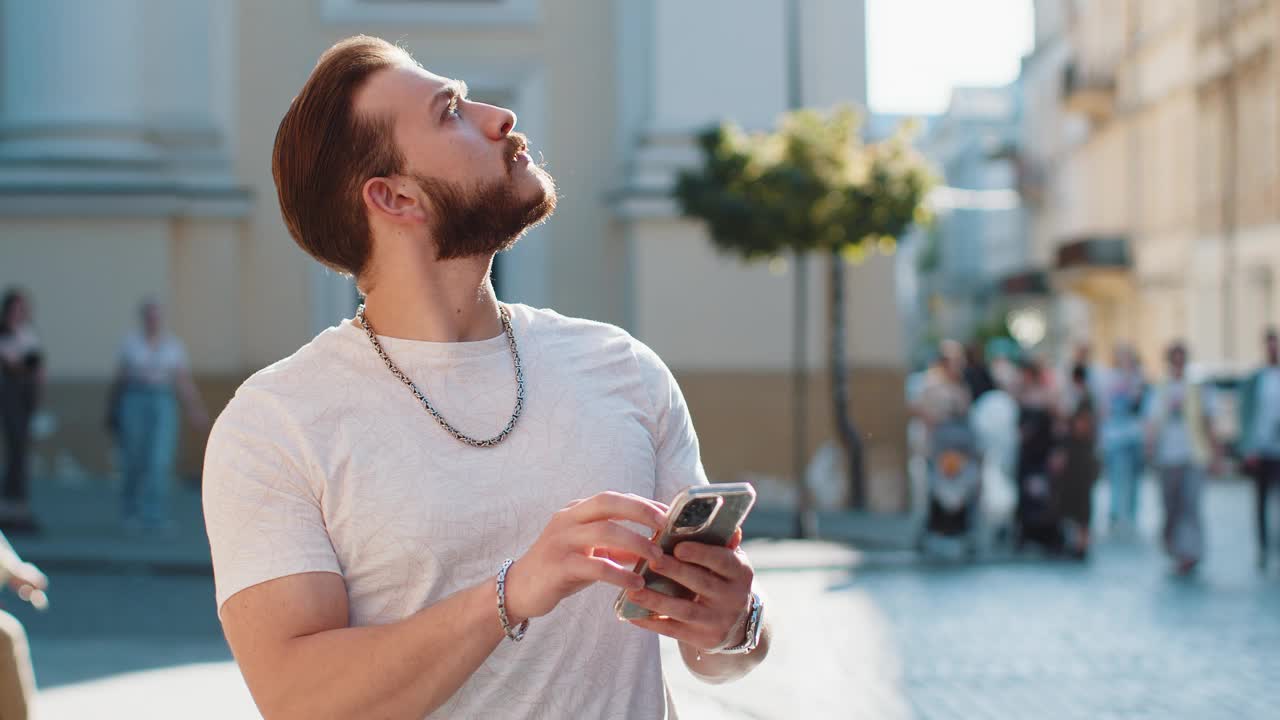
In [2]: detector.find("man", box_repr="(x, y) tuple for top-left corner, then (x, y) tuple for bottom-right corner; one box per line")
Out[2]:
(1239, 328), (1280, 571)
(1144, 342), (1220, 575)
(202, 36), (769, 719)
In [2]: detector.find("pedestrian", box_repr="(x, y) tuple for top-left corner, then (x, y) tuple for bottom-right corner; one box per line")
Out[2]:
(1100, 344), (1147, 533)
(1055, 364), (1099, 558)
(106, 299), (208, 532)
(1144, 341), (1221, 575)
(0, 289), (43, 535)
(963, 342), (996, 402)
(0, 529), (47, 720)
(1238, 327), (1280, 571)
(201, 36), (769, 719)
(913, 340), (972, 436)
(1014, 355), (1063, 552)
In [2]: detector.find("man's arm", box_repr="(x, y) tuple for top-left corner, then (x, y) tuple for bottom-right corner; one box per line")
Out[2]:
(219, 492), (668, 720)
(222, 571), (504, 720)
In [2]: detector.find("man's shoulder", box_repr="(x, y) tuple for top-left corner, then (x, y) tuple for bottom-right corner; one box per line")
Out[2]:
(522, 305), (669, 369)
(218, 322), (359, 427)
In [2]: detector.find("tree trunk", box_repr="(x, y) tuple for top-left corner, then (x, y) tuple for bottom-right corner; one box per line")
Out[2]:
(792, 251), (818, 538)
(829, 249), (867, 509)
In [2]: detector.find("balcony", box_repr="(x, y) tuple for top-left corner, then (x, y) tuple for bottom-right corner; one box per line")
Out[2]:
(1055, 236), (1130, 270)
(1053, 235), (1133, 299)
(1060, 61), (1117, 122)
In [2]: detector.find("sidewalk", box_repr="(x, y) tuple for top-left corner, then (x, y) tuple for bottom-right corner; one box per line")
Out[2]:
(7, 478), (213, 574)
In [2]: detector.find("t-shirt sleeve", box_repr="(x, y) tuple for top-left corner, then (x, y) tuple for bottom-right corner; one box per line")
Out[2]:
(632, 340), (709, 506)
(202, 387), (341, 613)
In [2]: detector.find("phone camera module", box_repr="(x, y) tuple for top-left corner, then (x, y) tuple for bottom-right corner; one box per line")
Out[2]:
(675, 498), (717, 529)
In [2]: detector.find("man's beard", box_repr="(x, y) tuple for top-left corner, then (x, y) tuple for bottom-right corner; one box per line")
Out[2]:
(413, 165), (557, 262)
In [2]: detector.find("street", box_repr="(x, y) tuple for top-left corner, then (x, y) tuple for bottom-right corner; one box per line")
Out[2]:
(10, 479), (1279, 719)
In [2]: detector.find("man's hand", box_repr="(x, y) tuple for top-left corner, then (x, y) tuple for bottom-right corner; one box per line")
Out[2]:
(624, 529), (754, 651)
(503, 492), (668, 622)
(6, 561), (46, 595)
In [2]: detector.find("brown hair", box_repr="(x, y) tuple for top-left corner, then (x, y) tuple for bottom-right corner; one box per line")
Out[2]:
(272, 36), (412, 283)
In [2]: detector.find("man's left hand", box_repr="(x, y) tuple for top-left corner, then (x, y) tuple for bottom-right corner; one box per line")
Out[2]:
(625, 529), (753, 651)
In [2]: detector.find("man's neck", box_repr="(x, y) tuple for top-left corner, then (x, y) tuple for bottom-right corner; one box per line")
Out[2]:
(360, 251), (503, 343)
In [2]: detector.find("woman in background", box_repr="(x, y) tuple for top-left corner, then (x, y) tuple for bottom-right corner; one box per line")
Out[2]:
(0, 290), (44, 534)
(1144, 342), (1220, 575)
(107, 299), (208, 532)
(1056, 364), (1100, 558)
(1101, 345), (1147, 533)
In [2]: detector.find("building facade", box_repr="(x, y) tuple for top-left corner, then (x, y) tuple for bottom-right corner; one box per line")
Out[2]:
(0, 0), (910, 510)
(1021, 0), (1280, 372)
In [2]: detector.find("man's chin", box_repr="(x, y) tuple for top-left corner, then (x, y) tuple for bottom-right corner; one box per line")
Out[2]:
(518, 166), (557, 221)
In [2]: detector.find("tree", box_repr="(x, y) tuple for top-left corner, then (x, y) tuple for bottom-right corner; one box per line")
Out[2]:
(676, 107), (934, 512)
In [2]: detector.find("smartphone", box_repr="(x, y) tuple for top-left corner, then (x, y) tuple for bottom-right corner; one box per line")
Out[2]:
(614, 482), (756, 621)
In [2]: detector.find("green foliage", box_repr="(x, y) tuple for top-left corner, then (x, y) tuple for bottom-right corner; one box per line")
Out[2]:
(675, 107), (937, 261)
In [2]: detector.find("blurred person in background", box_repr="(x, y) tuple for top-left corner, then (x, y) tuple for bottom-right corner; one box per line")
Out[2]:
(1014, 355), (1063, 552)
(1144, 341), (1221, 575)
(1239, 327), (1280, 571)
(913, 340), (972, 435)
(106, 299), (208, 532)
(0, 529), (47, 720)
(1055, 364), (1099, 558)
(963, 342), (995, 402)
(0, 290), (44, 535)
(1100, 344), (1148, 534)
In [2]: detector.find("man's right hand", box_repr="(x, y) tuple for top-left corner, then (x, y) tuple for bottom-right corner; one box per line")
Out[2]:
(503, 492), (668, 622)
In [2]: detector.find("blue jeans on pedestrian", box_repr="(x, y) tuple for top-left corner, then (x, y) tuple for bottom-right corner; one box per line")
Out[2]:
(119, 385), (178, 528)
(1105, 442), (1143, 526)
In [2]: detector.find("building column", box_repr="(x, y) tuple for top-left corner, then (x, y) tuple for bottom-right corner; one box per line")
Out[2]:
(0, 0), (161, 169)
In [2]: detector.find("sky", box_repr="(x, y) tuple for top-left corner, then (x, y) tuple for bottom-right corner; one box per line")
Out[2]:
(867, 0), (1034, 116)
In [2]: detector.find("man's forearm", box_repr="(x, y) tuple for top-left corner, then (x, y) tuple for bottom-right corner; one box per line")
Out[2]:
(678, 620), (771, 685)
(256, 579), (507, 720)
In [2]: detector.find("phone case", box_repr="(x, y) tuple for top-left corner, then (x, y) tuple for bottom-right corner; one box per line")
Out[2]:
(614, 483), (756, 621)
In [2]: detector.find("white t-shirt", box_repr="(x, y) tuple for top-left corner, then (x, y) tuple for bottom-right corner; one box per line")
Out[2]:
(119, 331), (189, 386)
(1146, 380), (1214, 467)
(202, 305), (707, 720)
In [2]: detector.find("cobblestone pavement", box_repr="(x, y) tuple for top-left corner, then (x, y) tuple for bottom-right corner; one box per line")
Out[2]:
(16, 479), (1279, 718)
(665, 478), (1280, 719)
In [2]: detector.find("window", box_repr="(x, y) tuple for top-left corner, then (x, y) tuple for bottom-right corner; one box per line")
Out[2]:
(322, 0), (538, 26)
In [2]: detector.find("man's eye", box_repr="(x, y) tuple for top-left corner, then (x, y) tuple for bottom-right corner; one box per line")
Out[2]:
(446, 99), (461, 118)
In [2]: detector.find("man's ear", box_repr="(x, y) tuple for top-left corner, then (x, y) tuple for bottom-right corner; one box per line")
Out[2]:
(362, 176), (427, 223)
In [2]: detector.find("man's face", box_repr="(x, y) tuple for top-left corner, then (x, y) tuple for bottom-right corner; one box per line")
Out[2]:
(356, 63), (556, 258)
(1168, 348), (1186, 376)
(1266, 334), (1278, 363)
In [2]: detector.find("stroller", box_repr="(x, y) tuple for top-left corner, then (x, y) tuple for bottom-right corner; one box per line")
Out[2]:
(918, 417), (983, 555)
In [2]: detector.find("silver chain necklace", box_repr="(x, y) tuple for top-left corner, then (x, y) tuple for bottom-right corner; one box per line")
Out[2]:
(356, 303), (525, 448)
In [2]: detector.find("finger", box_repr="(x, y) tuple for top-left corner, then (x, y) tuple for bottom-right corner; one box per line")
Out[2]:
(728, 528), (743, 550)
(567, 492), (668, 531)
(674, 542), (751, 581)
(593, 547), (645, 569)
(625, 588), (714, 625)
(570, 556), (645, 591)
(648, 555), (729, 601)
(574, 521), (663, 563)
(627, 616), (718, 650)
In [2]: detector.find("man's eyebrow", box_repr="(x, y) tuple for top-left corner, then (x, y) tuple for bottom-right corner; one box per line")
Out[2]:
(431, 80), (470, 109)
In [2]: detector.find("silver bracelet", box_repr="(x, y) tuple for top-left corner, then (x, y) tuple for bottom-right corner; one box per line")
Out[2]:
(496, 559), (529, 642)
